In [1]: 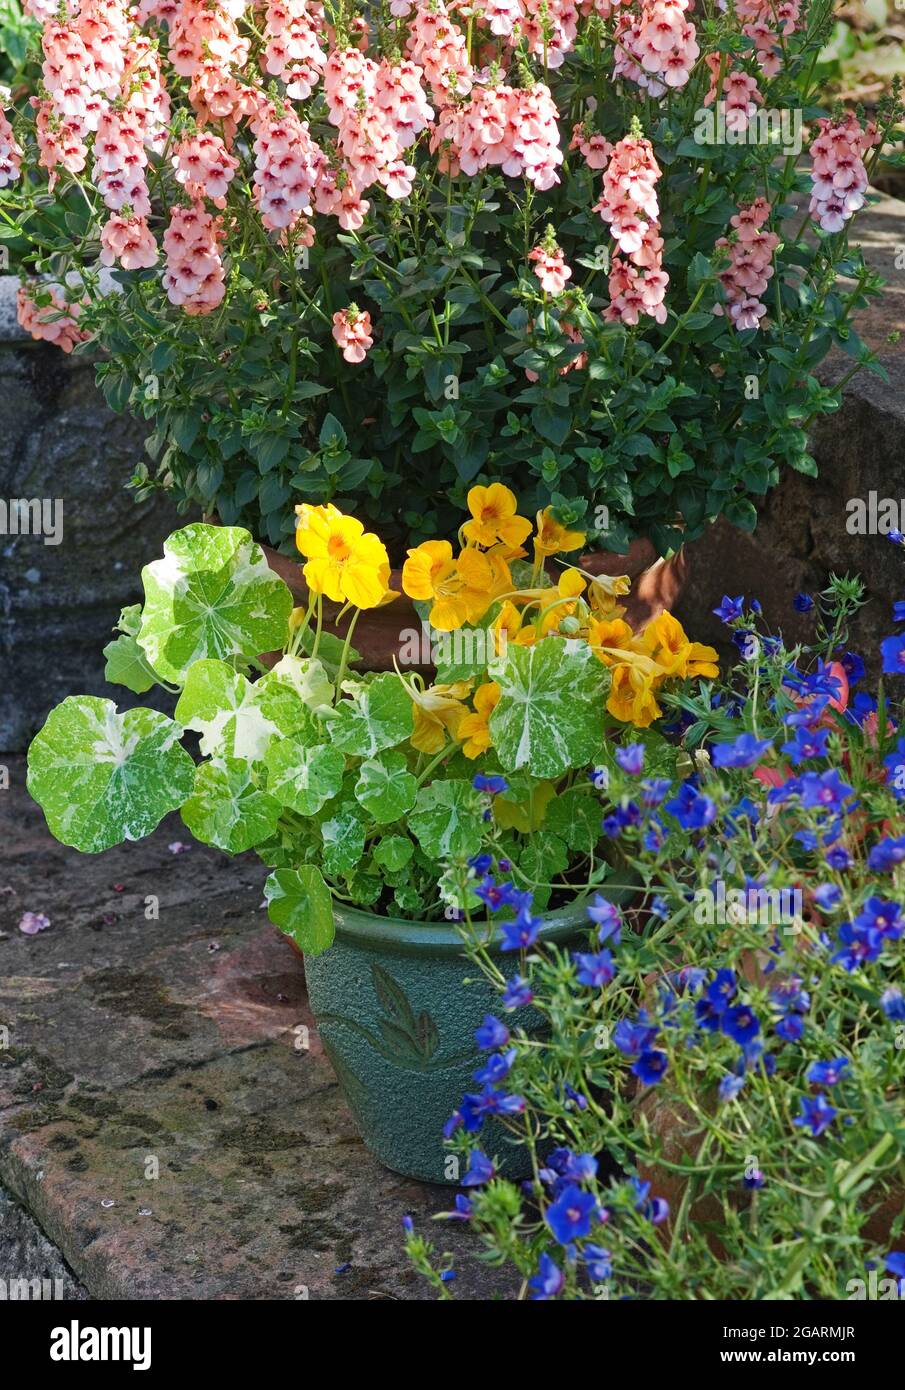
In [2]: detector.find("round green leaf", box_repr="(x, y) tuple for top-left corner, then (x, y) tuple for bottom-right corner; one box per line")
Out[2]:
(102, 634), (159, 695)
(175, 659), (303, 764)
(409, 780), (483, 862)
(489, 637), (608, 778)
(372, 834), (415, 872)
(264, 866), (335, 956)
(180, 757), (282, 853)
(264, 736), (345, 816)
(354, 751), (417, 824)
(27, 697), (195, 853)
(137, 523), (293, 684)
(320, 802), (367, 876)
(325, 672), (414, 757)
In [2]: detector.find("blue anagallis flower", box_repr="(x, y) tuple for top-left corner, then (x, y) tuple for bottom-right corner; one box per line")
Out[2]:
(500, 906), (543, 951)
(651, 895), (670, 919)
(713, 595), (745, 623)
(781, 726), (830, 765)
(587, 895), (622, 944)
(708, 969), (737, 1009)
(854, 897), (903, 939)
(616, 743), (645, 775)
(475, 876), (521, 912)
(806, 1057), (851, 1086)
(890, 530), (905, 545)
(711, 732), (773, 769)
(847, 691), (877, 727)
(564, 1082), (588, 1111)
(472, 773), (508, 795)
(468, 852), (493, 874)
(793, 592), (814, 613)
(880, 986), (905, 1021)
(546, 1184), (600, 1244)
(402, 1214), (414, 1234)
(743, 1168), (766, 1190)
(894, 602), (905, 624)
(502, 974), (533, 1009)
(584, 1245), (612, 1281)
(528, 1251), (564, 1300)
(869, 835), (905, 871)
(441, 1194), (472, 1221)
(840, 651), (865, 682)
(439, 1269), (456, 1282)
(695, 997), (724, 1031)
(831, 921), (883, 972)
(776, 1013), (805, 1042)
(640, 777), (672, 807)
(798, 768), (855, 813)
(721, 1003), (761, 1045)
(573, 949), (616, 988)
(475, 1014), (509, 1050)
(548, 1148), (599, 1183)
(813, 883), (841, 912)
(616, 800), (642, 829)
(613, 1013), (659, 1056)
(826, 844), (852, 870)
(793, 1093), (837, 1137)
(665, 782), (717, 830)
(885, 1252), (905, 1285)
(880, 633), (905, 676)
(632, 1049), (668, 1085)
(631, 1179), (669, 1225)
(643, 821), (665, 853)
(460, 1150), (495, 1186)
(718, 1073), (745, 1104)
(473, 1049), (515, 1085)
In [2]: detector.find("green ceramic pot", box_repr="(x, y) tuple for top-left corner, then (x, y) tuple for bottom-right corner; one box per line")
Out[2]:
(304, 891), (628, 1185)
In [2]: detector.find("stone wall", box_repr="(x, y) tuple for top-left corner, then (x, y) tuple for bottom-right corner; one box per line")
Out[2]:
(0, 277), (184, 752)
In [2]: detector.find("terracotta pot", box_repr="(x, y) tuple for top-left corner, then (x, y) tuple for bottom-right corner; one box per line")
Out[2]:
(260, 537), (688, 674)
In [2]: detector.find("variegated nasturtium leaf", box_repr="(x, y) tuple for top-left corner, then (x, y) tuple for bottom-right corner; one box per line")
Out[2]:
(325, 672), (413, 757)
(259, 654), (333, 714)
(264, 866), (334, 956)
(175, 659), (305, 764)
(489, 637), (608, 778)
(320, 802), (367, 876)
(137, 524), (293, 685)
(264, 735), (345, 817)
(180, 757), (281, 853)
(102, 634), (159, 694)
(372, 835), (414, 872)
(354, 751), (417, 824)
(409, 780), (483, 862)
(26, 697), (194, 853)
(545, 786), (604, 854)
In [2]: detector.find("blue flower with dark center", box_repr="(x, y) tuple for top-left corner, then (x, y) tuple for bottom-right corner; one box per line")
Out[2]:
(546, 1183), (600, 1245)
(616, 800), (642, 829)
(775, 1013), (805, 1042)
(528, 1251), (564, 1300)
(831, 921), (882, 972)
(549, 1149), (598, 1183)
(793, 1093), (836, 1137)
(640, 777), (672, 807)
(799, 769), (855, 813)
(711, 732), (773, 769)
(460, 1150), (495, 1186)
(468, 853), (493, 874)
(616, 743), (645, 775)
(475, 1014), (509, 1050)
(713, 595), (744, 623)
(793, 592), (814, 613)
(665, 782), (717, 830)
(502, 974), (533, 1009)
(806, 1056), (851, 1086)
(854, 897), (903, 939)
(475, 876), (521, 912)
(473, 1049), (516, 1085)
(881, 633), (905, 676)
(869, 835), (905, 871)
(602, 814), (622, 838)
(632, 1049), (668, 1085)
(587, 895), (622, 938)
(721, 1004), (761, 1045)
(473, 773), (508, 795)
(614, 1012), (659, 1056)
(695, 997), (724, 1031)
(847, 691), (877, 727)
(707, 969), (737, 1010)
(840, 651), (865, 682)
(781, 726), (830, 765)
(573, 949), (616, 988)
(500, 906), (542, 951)
(826, 844), (852, 870)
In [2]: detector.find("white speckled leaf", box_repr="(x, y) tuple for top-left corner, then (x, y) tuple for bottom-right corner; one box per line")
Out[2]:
(260, 654), (334, 714)
(264, 866), (334, 956)
(489, 637), (608, 778)
(264, 735), (345, 817)
(180, 757), (282, 853)
(354, 751), (417, 824)
(137, 524), (293, 684)
(409, 780), (482, 861)
(175, 659), (300, 764)
(320, 802), (367, 876)
(324, 673), (413, 757)
(26, 697), (195, 853)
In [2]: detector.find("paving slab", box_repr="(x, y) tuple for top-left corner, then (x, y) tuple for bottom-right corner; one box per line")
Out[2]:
(0, 757), (495, 1300)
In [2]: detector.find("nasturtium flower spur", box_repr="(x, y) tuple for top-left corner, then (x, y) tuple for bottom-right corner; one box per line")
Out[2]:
(294, 503), (391, 609)
(533, 506), (587, 561)
(463, 484), (532, 550)
(459, 682), (501, 759)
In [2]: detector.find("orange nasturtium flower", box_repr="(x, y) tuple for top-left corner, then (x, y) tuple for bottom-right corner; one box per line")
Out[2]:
(642, 612), (720, 680)
(533, 505), (586, 561)
(463, 483), (533, 550)
(607, 664), (663, 729)
(294, 502), (391, 609)
(402, 540), (500, 631)
(404, 678), (473, 754)
(459, 681), (501, 759)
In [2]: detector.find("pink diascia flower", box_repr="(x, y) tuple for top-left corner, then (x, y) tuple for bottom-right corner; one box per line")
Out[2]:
(0, 108), (22, 186)
(332, 306), (373, 363)
(172, 130), (239, 205)
(529, 239), (572, 295)
(714, 196), (779, 331)
(595, 130), (668, 326)
(100, 213), (158, 269)
(736, 0), (801, 76)
(163, 203), (226, 315)
(614, 0), (699, 98)
(704, 55), (763, 135)
(16, 285), (90, 353)
(807, 112), (877, 234)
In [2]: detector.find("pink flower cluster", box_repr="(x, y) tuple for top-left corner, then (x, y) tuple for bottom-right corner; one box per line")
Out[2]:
(735, 0), (800, 77)
(169, 0), (253, 130)
(704, 56), (763, 134)
(406, 1), (473, 105)
(434, 80), (564, 190)
(595, 133), (668, 325)
(332, 306), (374, 363)
(163, 204), (226, 315)
(714, 198), (779, 331)
(251, 98), (321, 233)
(263, 0), (327, 101)
(0, 109), (22, 187)
(101, 214), (158, 269)
(172, 131), (239, 206)
(529, 241), (573, 295)
(16, 285), (89, 353)
(808, 113), (877, 234)
(569, 122), (613, 171)
(614, 0), (699, 97)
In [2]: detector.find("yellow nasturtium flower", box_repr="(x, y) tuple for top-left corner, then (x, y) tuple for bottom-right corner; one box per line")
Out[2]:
(463, 483), (533, 549)
(586, 616), (636, 665)
(533, 505), (586, 560)
(402, 541), (498, 631)
(607, 664), (663, 729)
(641, 611), (720, 680)
(294, 502), (391, 609)
(459, 681), (501, 759)
(587, 571), (631, 617)
(406, 679), (473, 754)
(538, 567), (588, 636)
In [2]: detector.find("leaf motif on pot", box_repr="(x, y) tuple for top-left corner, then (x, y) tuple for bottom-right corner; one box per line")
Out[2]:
(371, 963), (440, 1067)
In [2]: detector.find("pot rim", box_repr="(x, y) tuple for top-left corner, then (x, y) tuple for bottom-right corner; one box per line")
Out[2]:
(330, 875), (639, 960)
